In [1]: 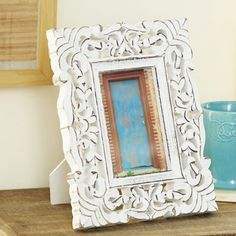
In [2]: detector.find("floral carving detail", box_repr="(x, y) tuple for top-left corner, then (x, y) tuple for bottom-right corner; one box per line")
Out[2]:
(47, 19), (217, 230)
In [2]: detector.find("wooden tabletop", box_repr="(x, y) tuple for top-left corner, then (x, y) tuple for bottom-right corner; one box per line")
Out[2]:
(0, 188), (236, 236)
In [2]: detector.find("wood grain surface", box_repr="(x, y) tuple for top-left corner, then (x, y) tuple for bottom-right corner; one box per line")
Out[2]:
(0, 0), (56, 87)
(0, 0), (38, 62)
(0, 188), (235, 235)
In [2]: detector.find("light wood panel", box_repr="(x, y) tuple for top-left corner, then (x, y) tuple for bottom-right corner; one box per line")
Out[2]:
(0, 0), (38, 62)
(0, 0), (57, 87)
(0, 188), (236, 235)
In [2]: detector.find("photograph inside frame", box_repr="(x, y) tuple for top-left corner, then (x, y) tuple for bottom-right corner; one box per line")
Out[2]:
(99, 67), (168, 177)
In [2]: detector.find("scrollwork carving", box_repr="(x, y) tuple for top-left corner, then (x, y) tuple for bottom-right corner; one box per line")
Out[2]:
(47, 19), (217, 229)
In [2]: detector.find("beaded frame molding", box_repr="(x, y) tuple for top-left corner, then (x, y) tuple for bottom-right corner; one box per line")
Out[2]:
(47, 19), (217, 230)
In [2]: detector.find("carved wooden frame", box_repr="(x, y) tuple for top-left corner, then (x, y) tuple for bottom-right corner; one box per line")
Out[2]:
(47, 19), (217, 230)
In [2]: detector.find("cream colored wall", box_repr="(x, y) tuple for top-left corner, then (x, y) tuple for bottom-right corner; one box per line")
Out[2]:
(0, 86), (63, 189)
(0, 0), (236, 189)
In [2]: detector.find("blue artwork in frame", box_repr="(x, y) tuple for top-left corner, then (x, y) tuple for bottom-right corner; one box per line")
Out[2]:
(110, 78), (153, 171)
(100, 69), (167, 177)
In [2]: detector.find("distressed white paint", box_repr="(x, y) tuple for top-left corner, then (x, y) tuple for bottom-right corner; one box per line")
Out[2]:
(47, 19), (217, 230)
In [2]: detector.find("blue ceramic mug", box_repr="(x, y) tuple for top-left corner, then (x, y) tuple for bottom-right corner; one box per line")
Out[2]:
(202, 101), (236, 190)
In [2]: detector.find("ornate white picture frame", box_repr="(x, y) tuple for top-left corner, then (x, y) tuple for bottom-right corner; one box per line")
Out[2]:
(47, 19), (217, 230)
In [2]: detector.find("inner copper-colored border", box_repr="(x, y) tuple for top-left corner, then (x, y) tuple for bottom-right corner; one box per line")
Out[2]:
(100, 69), (167, 176)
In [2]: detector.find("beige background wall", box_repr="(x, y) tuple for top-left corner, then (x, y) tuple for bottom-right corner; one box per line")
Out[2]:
(0, 0), (236, 189)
